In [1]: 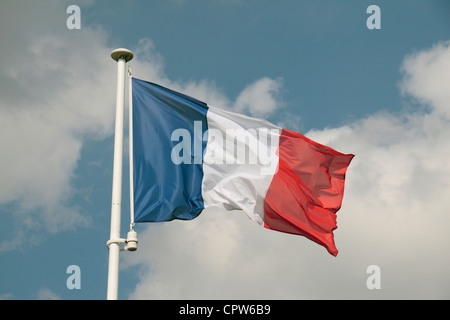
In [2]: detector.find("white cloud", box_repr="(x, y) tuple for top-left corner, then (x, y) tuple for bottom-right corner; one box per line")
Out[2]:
(131, 40), (284, 118)
(293, 41), (450, 298)
(400, 40), (450, 118)
(0, 2), (284, 251)
(232, 77), (284, 117)
(125, 41), (450, 299)
(37, 287), (61, 300)
(0, 11), (116, 246)
(0, 293), (14, 300)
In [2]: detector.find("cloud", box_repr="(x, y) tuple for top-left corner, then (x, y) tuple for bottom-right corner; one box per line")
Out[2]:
(0, 293), (14, 300)
(290, 41), (450, 298)
(37, 287), (61, 300)
(0, 5), (116, 247)
(399, 40), (450, 118)
(131, 40), (284, 118)
(232, 77), (284, 117)
(125, 41), (450, 299)
(0, 2), (284, 251)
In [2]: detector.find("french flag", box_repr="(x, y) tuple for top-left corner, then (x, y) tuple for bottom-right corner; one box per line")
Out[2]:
(132, 78), (354, 256)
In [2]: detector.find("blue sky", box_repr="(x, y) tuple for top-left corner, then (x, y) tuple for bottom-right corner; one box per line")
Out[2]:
(0, 0), (449, 300)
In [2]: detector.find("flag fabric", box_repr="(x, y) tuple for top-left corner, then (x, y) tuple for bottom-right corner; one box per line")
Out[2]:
(132, 77), (354, 256)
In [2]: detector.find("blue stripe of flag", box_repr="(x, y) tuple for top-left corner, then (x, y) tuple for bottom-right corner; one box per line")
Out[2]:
(132, 78), (208, 222)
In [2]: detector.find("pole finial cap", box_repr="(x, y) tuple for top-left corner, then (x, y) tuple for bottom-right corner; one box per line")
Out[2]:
(111, 48), (134, 62)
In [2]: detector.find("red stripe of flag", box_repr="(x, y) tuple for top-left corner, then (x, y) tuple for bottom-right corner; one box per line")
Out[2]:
(263, 129), (354, 256)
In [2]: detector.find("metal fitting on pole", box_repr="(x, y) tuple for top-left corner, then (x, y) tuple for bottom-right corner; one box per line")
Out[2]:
(111, 48), (134, 62)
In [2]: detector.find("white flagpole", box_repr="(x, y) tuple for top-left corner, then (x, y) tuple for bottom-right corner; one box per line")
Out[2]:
(107, 48), (134, 300)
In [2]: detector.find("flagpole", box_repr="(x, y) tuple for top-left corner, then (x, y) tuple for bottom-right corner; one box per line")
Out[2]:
(107, 48), (134, 300)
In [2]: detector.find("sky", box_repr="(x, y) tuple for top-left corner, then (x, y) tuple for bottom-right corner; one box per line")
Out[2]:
(0, 0), (449, 300)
